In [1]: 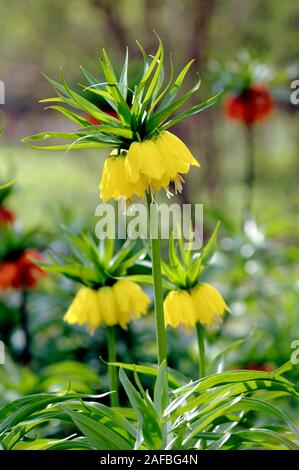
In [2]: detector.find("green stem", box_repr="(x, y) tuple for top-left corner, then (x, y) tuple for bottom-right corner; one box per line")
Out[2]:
(244, 123), (255, 221)
(107, 326), (119, 407)
(20, 290), (32, 364)
(196, 322), (206, 378)
(146, 192), (168, 366)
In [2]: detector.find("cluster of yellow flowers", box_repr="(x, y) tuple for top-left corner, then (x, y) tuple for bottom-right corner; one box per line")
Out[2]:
(164, 283), (230, 329)
(100, 131), (200, 202)
(64, 280), (150, 333)
(64, 279), (229, 333)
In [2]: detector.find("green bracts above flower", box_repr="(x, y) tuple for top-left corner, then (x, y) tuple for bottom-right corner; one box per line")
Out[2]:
(162, 222), (221, 291)
(40, 232), (151, 333)
(22, 38), (222, 152)
(40, 232), (148, 288)
(161, 223), (230, 329)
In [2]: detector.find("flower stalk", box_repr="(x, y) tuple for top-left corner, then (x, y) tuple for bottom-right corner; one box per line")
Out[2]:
(244, 123), (255, 220)
(196, 322), (206, 378)
(146, 192), (168, 366)
(107, 326), (120, 407)
(20, 290), (32, 364)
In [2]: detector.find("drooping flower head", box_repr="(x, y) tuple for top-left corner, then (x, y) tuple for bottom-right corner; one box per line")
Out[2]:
(164, 283), (229, 329)
(219, 53), (274, 126)
(0, 182), (15, 225)
(224, 84), (273, 125)
(0, 221), (46, 291)
(161, 224), (230, 329)
(42, 232), (150, 333)
(0, 250), (45, 290)
(0, 205), (15, 225)
(65, 280), (149, 333)
(23, 37), (222, 201)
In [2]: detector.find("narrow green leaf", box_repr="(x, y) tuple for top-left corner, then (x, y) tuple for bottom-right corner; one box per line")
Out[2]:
(64, 408), (132, 450)
(162, 91), (223, 130)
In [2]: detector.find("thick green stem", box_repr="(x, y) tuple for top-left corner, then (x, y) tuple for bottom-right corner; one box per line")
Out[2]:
(107, 326), (119, 407)
(244, 123), (255, 221)
(20, 290), (32, 364)
(196, 323), (206, 378)
(146, 192), (168, 366)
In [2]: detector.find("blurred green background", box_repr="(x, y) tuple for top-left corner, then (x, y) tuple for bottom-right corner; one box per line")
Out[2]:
(0, 0), (299, 406)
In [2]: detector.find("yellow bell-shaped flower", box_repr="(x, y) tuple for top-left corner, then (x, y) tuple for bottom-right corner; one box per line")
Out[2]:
(164, 283), (230, 329)
(99, 131), (200, 202)
(99, 155), (148, 202)
(64, 287), (102, 334)
(113, 279), (150, 328)
(64, 280), (150, 333)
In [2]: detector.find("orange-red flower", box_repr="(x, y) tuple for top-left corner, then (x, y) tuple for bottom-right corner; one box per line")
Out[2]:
(224, 84), (274, 125)
(0, 249), (45, 290)
(244, 362), (275, 372)
(0, 262), (19, 289)
(0, 205), (15, 225)
(86, 107), (118, 126)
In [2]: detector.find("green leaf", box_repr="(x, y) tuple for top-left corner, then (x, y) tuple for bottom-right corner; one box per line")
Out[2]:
(148, 53), (174, 114)
(176, 368), (297, 395)
(134, 40), (163, 103)
(157, 58), (195, 112)
(92, 124), (133, 140)
(230, 396), (299, 440)
(140, 38), (165, 117)
(0, 179), (16, 191)
(119, 47), (129, 100)
(22, 132), (113, 150)
(45, 106), (90, 126)
(60, 70), (119, 125)
(207, 338), (246, 374)
(162, 90), (223, 130)
(119, 369), (162, 450)
(230, 428), (299, 450)
(0, 393), (106, 436)
(108, 361), (184, 388)
(183, 396), (243, 444)
(199, 221), (221, 265)
(63, 408), (133, 450)
(154, 361), (168, 416)
(100, 49), (131, 124)
(146, 76), (201, 134)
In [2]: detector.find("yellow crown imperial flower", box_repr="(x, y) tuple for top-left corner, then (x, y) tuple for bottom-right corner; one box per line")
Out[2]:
(100, 131), (200, 202)
(164, 283), (230, 329)
(100, 154), (148, 202)
(23, 38), (221, 203)
(64, 280), (150, 334)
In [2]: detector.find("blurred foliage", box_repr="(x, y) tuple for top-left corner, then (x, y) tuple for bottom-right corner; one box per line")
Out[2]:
(0, 0), (299, 449)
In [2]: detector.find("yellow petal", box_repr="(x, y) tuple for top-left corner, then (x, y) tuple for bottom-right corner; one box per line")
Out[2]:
(139, 140), (167, 180)
(161, 131), (200, 167)
(150, 173), (171, 192)
(64, 287), (102, 333)
(191, 285), (214, 324)
(178, 290), (197, 328)
(113, 280), (131, 312)
(154, 133), (190, 177)
(164, 290), (182, 328)
(164, 290), (197, 329)
(191, 283), (229, 325)
(98, 286), (118, 326)
(100, 155), (148, 201)
(113, 280), (150, 328)
(125, 142), (143, 183)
